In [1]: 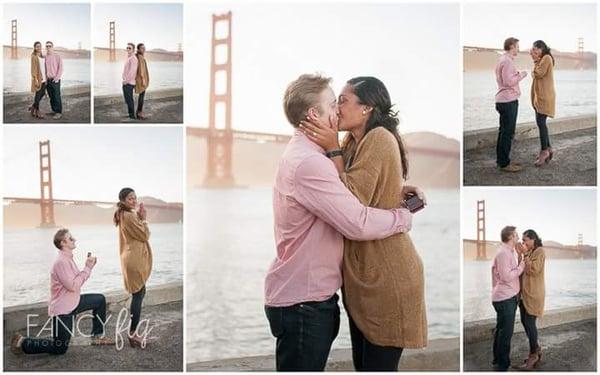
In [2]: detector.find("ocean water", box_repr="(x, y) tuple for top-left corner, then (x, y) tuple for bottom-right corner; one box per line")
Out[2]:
(186, 188), (459, 363)
(463, 258), (596, 322)
(3, 58), (90, 94)
(464, 70), (596, 131)
(3, 222), (183, 307)
(94, 61), (183, 96)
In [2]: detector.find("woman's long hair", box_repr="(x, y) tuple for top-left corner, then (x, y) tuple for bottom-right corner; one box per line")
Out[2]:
(31, 41), (41, 57)
(136, 43), (144, 56)
(533, 40), (555, 66)
(113, 187), (135, 226)
(523, 229), (543, 250)
(342, 77), (409, 180)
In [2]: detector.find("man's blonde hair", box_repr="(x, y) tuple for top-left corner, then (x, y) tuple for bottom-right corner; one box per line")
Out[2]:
(53, 228), (70, 250)
(283, 74), (332, 127)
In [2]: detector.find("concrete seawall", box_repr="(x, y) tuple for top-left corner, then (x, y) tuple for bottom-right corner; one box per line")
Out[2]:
(4, 85), (90, 106)
(464, 304), (596, 344)
(3, 281), (182, 333)
(464, 114), (596, 151)
(464, 305), (596, 371)
(94, 88), (183, 123)
(188, 337), (459, 371)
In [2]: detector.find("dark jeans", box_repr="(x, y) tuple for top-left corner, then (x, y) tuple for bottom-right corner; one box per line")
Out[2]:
(137, 91), (146, 114)
(348, 312), (403, 371)
(130, 286), (146, 333)
(519, 300), (539, 354)
(21, 293), (107, 355)
(32, 82), (47, 110)
(492, 295), (518, 370)
(265, 294), (340, 371)
(535, 111), (551, 150)
(46, 79), (62, 114)
(495, 100), (519, 168)
(122, 84), (136, 118)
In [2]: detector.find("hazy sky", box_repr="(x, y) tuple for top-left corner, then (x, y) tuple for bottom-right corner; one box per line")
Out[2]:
(463, 3), (597, 53)
(463, 189), (597, 246)
(3, 127), (183, 203)
(3, 3), (90, 50)
(185, 2), (461, 140)
(93, 3), (182, 51)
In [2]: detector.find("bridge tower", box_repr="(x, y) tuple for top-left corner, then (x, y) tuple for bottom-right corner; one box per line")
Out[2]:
(205, 12), (235, 187)
(476, 200), (486, 260)
(39, 141), (56, 228)
(109, 21), (116, 62)
(11, 19), (18, 59)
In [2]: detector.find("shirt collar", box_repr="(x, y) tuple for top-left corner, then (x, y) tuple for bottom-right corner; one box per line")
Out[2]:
(293, 128), (325, 154)
(59, 249), (74, 258)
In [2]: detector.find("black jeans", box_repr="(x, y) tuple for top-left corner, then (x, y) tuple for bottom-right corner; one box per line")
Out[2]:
(21, 293), (107, 355)
(130, 286), (146, 333)
(535, 111), (551, 150)
(492, 295), (518, 370)
(137, 91), (146, 114)
(122, 84), (136, 118)
(46, 79), (62, 114)
(348, 312), (403, 371)
(265, 294), (340, 371)
(519, 300), (539, 354)
(32, 82), (47, 110)
(495, 100), (519, 168)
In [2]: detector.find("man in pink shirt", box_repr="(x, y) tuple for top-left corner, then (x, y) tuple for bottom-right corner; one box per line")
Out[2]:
(44, 41), (64, 120)
(495, 37), (528, 173)
(264, 74), (420, 371)
(122, 43), (139, 120)
(491, 226), (525, 371)
(11, 229), (113, 355)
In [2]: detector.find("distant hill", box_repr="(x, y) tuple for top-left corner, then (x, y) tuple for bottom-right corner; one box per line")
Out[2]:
(3, 46), (90, 60)
(463, 239), (596, 260)
(187, 130), (459, 189)
(94, 48), (183, 62)
(3, 196), (182, 229)
(464, 47), (596, 71)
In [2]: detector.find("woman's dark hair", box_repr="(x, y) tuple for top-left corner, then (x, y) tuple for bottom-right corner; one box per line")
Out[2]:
(523, 229), (543, 250)
(32, 41), (41, 56)
(533, 40), (555, 66)
(342, 76), (409, 180)
(113, 187), (135, 226)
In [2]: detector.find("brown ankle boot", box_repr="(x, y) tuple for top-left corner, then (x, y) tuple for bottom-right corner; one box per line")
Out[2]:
(518, 352), (539, 371)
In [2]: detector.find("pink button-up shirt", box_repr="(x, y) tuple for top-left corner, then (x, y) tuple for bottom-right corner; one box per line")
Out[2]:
(45, 53), (63, 81)
(122, 54), (138, 85)
(491, 242), (525, 302)
(264, 130), (412, 307)
(48, 249), (94, 316)
(495, 53), (525, 103)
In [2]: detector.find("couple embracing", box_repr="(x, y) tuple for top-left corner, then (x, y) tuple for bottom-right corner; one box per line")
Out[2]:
(29, 41), (63, 120)
(264, 73), (428, 371)
(122, 43), (150, 121)
(11, 188), (153, 355)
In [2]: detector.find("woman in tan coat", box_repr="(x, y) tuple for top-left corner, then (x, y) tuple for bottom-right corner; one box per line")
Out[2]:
(113, 187), (153, 348)
(300, 77), (427, 370)
(135, 43), (150, 120)
(29, 41), (46, 119)
(530, 40), (556, 166)
(517, 229), (546, 370)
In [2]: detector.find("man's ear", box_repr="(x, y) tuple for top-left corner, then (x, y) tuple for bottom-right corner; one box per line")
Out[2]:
(307, 107), (320, 120)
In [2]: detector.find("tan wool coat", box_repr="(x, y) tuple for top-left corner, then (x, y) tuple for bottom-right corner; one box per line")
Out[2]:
(531, 54), (556, 118)
(135, 54), (149, 94)
(520, 247), (546, 317)
(340, 127), (428, 348)
(30, 54), (43, 93)
(119, 210), (153, 294)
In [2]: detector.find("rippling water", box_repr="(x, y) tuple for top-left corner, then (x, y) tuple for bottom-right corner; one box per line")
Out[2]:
(94, 61), (183, 95)
(186, 188), (459, 363)
(464, 70), (596, 131)
(3, 222), (183, 307)
(463, 258), (596, 322)
(3, 58), (90, 94)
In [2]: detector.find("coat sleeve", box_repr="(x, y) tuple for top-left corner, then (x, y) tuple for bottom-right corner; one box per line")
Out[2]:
(525, 248), (545, 275)
(122, 211), (150, 242)
(340, 128), (397, 204)
(30, 56), (37, 81)
(533, 55), (552, 79)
